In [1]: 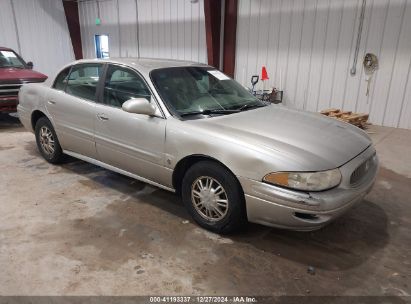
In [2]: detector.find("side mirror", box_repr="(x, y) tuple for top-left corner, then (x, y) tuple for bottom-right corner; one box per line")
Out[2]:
(26, 62), (33, 69)
(122, 97), (156, 116)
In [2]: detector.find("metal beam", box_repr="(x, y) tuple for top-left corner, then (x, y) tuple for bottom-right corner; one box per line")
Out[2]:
(62, 0), (83, 60)
(204, 0), (237, 76)
(222, 0), (238, 77)
(204, 0), (222, 68)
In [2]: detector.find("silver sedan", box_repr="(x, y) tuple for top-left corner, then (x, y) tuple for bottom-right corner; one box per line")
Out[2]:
(17, 58), (378, 233)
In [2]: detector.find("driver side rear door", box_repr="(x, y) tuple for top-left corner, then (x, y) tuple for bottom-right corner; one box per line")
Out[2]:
(46, 63), (103, 159)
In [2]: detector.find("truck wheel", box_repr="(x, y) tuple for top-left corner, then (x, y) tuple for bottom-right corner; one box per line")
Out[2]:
(34, 117), (64, 163)
(182, 161), (247, 234)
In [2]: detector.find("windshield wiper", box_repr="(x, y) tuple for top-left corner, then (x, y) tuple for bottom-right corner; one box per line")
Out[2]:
(180, 109), (240, 117)
(237, 102), (267, 111)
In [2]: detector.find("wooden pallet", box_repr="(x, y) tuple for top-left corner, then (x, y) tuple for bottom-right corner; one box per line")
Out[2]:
(320, 108), (369, 129)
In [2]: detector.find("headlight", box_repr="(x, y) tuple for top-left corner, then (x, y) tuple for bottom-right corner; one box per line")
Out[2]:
(263, 169), (341, 191)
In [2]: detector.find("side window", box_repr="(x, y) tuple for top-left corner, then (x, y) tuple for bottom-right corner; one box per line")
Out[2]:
(65, 64), (103, 102)
(53, 67), (71, 91)
(103, 65), (151, 108)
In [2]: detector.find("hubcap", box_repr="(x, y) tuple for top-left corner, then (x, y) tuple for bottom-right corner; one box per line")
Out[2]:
(39, 126), (55, 156)
(191, 176), (229, 221)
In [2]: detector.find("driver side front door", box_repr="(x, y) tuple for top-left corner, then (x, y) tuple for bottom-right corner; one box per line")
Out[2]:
(94, 64), (170, 187)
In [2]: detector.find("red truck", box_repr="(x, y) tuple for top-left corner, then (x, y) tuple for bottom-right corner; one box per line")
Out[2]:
(0, 47), (47, 113)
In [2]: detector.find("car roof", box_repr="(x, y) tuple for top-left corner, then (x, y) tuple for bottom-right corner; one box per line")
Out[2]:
(0, 47), (14, 52)
(68, 57), (209, 74)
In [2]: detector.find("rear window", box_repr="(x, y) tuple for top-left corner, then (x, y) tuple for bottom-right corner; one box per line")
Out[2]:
(53, 67), (71, 91)
(65, 64), (103, 102)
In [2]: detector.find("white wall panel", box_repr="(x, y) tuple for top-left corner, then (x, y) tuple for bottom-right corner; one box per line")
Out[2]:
(286, 0), (305, 105)
(0, 0), (19, 51)
(78, 1), (97, 59)
(118, 0), (138, 57)
(379, 0), (410, 127)
(316, 0), (344, 111)
(236, 0), (411, 129)
(343, 0), (372, 113)
(79, 0), (120, 58)
(0, 0), (74, 78)
(367, 0), (406, 125)
(329, 0), (359, 111)
(79, 0), (207, 63)
(294, 0), (317, 110)
(398, 61), (411, 129)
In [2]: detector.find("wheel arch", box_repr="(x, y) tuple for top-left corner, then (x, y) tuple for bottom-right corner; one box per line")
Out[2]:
(172, 154), (244, 196)
(31, 110), (48, 131)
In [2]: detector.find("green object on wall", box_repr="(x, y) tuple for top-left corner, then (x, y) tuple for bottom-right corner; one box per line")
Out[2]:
(95, 17), (101, 25)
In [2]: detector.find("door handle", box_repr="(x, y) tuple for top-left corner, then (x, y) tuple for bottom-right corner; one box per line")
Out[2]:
(97, 113), (109, 121)
(48, 100), (56, 105)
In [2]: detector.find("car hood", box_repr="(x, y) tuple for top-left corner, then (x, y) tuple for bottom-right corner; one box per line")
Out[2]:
(0, 68), (47, 83)
(188, 105), (371, 171)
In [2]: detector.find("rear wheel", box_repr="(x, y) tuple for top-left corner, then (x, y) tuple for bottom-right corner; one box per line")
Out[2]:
(182, 161), (247, 234)
(34, 117), (64, 163)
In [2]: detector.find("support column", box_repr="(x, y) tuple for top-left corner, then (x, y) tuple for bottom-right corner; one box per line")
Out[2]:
(204, 0), (237, 77)
(62, 0), (83, 60)
(222, 0), (237, 78)
(204, 0), (222, 68)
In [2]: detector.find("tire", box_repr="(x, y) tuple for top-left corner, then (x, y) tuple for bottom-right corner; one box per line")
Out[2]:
(182, 161), (247, 234)
(34, 117), (64, 164)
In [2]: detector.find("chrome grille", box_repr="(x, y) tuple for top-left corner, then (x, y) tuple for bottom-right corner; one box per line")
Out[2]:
(0, 84), (22, 97)
(350, 154), (374, 185)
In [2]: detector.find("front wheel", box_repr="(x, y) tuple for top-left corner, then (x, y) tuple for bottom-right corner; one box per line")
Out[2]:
(34, 117), (64, 163)
(182, 161), (247, 234)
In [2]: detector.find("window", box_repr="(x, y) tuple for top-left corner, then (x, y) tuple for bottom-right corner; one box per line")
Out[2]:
(150, 67), (263, 116)
(103, 65), (151, 108)
(66, 64), (103, 102)
(53, 67), (71, 91)
(0, 50), (25, 68)
(94, 34), (110, 59)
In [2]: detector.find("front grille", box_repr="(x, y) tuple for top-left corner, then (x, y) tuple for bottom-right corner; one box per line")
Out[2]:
(350, 154), (375, 185)
(0, 84), (21, 97)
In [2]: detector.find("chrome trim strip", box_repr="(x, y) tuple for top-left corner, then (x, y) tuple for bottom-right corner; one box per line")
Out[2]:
(0, 89), (20, 92)
(0, 84), (22, 87)
(63, 150), (175, 193)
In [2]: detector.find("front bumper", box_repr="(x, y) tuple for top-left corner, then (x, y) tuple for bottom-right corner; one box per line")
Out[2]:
(239, 145), (378, 231)
(0, 96), (18, 113)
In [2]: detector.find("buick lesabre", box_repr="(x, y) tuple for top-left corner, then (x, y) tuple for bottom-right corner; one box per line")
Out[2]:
(17, 58), (378, 233)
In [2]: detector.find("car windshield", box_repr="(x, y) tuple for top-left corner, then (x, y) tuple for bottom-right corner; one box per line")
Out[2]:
(150, 66), (266, 117)
(0, 50), (26, 68)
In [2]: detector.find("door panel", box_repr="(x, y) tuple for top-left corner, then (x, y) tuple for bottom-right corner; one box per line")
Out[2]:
(94, 64), (169, 186)
(47, 89), (96, 158)
(46, 63), (103, 158)
(95, 104), (168, 186)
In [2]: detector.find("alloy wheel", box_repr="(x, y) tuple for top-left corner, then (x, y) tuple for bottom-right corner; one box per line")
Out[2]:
(191, 176), (229, 221)
(39, 126), (55, 156)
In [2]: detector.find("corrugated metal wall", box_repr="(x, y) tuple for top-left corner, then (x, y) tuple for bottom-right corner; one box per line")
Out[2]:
(235, 0), (411, 129)
(0, 0), (19, 52)
(0, 0), (74, 78)
(79, 0), (207, 63)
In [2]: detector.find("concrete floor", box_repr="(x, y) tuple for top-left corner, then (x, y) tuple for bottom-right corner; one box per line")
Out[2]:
(0, 113), (410, 296)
